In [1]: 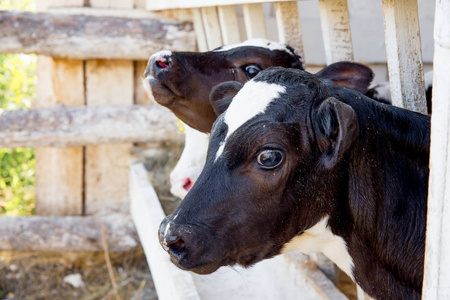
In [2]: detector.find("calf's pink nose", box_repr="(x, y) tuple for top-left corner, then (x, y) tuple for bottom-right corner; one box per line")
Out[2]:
(182, 178), (193, 191)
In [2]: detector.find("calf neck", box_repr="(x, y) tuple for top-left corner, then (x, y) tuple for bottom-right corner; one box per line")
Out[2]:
(159, 68), (430, 299)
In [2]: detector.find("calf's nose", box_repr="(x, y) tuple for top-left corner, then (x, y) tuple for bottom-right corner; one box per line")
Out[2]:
(144, 51), (173, 78)
(159, 218), (187, 259)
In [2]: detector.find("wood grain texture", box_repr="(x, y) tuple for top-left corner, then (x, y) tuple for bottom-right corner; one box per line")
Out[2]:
(0, 105), (182, 147)
(318, 0), (354, 64)
(85, 60), (134, 215)
(35, 57), (84, 216)
(382, 0), (427, 113)
(275, 2), (304, 63)
(0, 10), (195, 59)
(242, 3), (267, 39)
(218, 5), (241, 44)
(200, 7), (224, 50)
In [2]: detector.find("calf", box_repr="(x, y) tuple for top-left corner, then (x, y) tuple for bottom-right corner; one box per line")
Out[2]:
(159, 67), (430, 299)
(143, 39), (303, 133)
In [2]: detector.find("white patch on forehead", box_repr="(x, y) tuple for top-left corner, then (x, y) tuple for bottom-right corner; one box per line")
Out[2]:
(282, 216), (355, 280)
(214, 81), (285, 160)
(214, 38), (295, 57)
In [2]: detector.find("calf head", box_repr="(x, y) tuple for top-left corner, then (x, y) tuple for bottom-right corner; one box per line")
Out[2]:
(169, 59), (374, 197)
(159, 67), (361, 274)
(143, 39), (303, 133)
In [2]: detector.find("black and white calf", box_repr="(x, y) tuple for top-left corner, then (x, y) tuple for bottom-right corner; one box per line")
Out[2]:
(159, 67), (430, 299)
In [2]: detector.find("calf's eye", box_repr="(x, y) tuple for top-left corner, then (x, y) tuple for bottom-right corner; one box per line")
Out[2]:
(257, 150), (284, 169)
(244, 64), (262, 78)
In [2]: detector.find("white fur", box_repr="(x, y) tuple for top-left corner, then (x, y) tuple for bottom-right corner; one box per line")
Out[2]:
(150, 50), (173, 60)
(215, 81), (286, 160)
(425, 70), (433, 89)
(214, 38), (295, 57)
(282, 216), (355, 280)
(170, 124), (209, 199)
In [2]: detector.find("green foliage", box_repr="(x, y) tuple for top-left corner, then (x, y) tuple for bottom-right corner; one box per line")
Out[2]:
(0, 0), (37, 215)
(0, 0), (35, 11)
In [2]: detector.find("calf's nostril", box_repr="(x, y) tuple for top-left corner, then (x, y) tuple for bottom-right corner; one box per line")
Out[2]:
(155, 56), (171, 69)
(183, 178), (193, 191)
(164, 235), (186, 257)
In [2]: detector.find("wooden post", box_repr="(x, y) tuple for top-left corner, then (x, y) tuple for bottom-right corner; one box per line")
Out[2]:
(423, 0), (450, 298)
(274, 1), (304, 62)
(200, 7), (224, 49)
(318, 0), (354, 64)
(242, 3), (267, 39)
(35, 0), (84, 216)
(217, 6), (241, 44)
(381, 0), (427, 113)
(85, 59), (134, 215)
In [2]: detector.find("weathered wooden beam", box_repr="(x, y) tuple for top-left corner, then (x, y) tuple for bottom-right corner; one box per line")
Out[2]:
(0, 105), (183, 148)
(0, 214), (139, 253)
(146, 0), (301, 11)
(0, 10), (196, 60)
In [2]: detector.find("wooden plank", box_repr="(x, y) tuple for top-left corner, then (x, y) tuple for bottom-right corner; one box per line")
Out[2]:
(85, 60), (134, 215)
(242, 3), (267, 39)
(217, 5), (241, 44)
(146, 0), (302, 11)
(90, 0), (134, 9)
(423, 0), (450, 298)
(0, 105), (182, 148)
(47, 0), (85, 7)
(200, 7), (224, 50)
(130, 163), (201, 300)
(0, 214), (139, 252)
(317, 0), (354, 64)
(191, 8), (209, 52)
(274, 1), (304, 61)
(381, 0), (427, 113)
(34, 57), (84, 216)
(0, 10), (196, 60)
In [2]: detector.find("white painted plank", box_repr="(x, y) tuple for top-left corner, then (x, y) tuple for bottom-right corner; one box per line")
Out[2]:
(200, 6), (224, 50)
(423, 0), (450, 298)
(318, 0), (354, 64)
(274, 1), (304, 62)
(130, 163), (201, 300)
(381, 0), (427, 113)
(242, 3), (267, 39)
(217, 5), (241, 44)
(191, 8), (209, 52)
(146, 0), (304, 11)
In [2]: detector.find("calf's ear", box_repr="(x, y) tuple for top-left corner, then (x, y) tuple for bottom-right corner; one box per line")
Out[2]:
(314, 97), (359, 168)
(315, 62), (374, 94)
(209, 81), (243, 116)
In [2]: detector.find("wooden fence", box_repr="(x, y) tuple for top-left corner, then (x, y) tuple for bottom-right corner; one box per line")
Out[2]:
(0, 0), (448, 298)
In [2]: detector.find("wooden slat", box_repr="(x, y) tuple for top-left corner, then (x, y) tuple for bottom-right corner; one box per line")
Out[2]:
(381, 0), (427, 113)
(274, 1), (304, 61)
(0, 214), (139, 252)
(242, 3), (267, 39)
(90, 0), (134, 9)
(146, 0), (301, 11)
(200, 7), (224, 50)
(0, 105), (182, 148)
(0, 10), (196, 60)
(35, 57), (84, 216)
(317, 0), (354, 64)
(217, 5), (241, 44)
(47, 0), (85, 7)
(85, 60), (134, 215)
(191, 8), (209, 52)
(423, 0), (450, 298)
